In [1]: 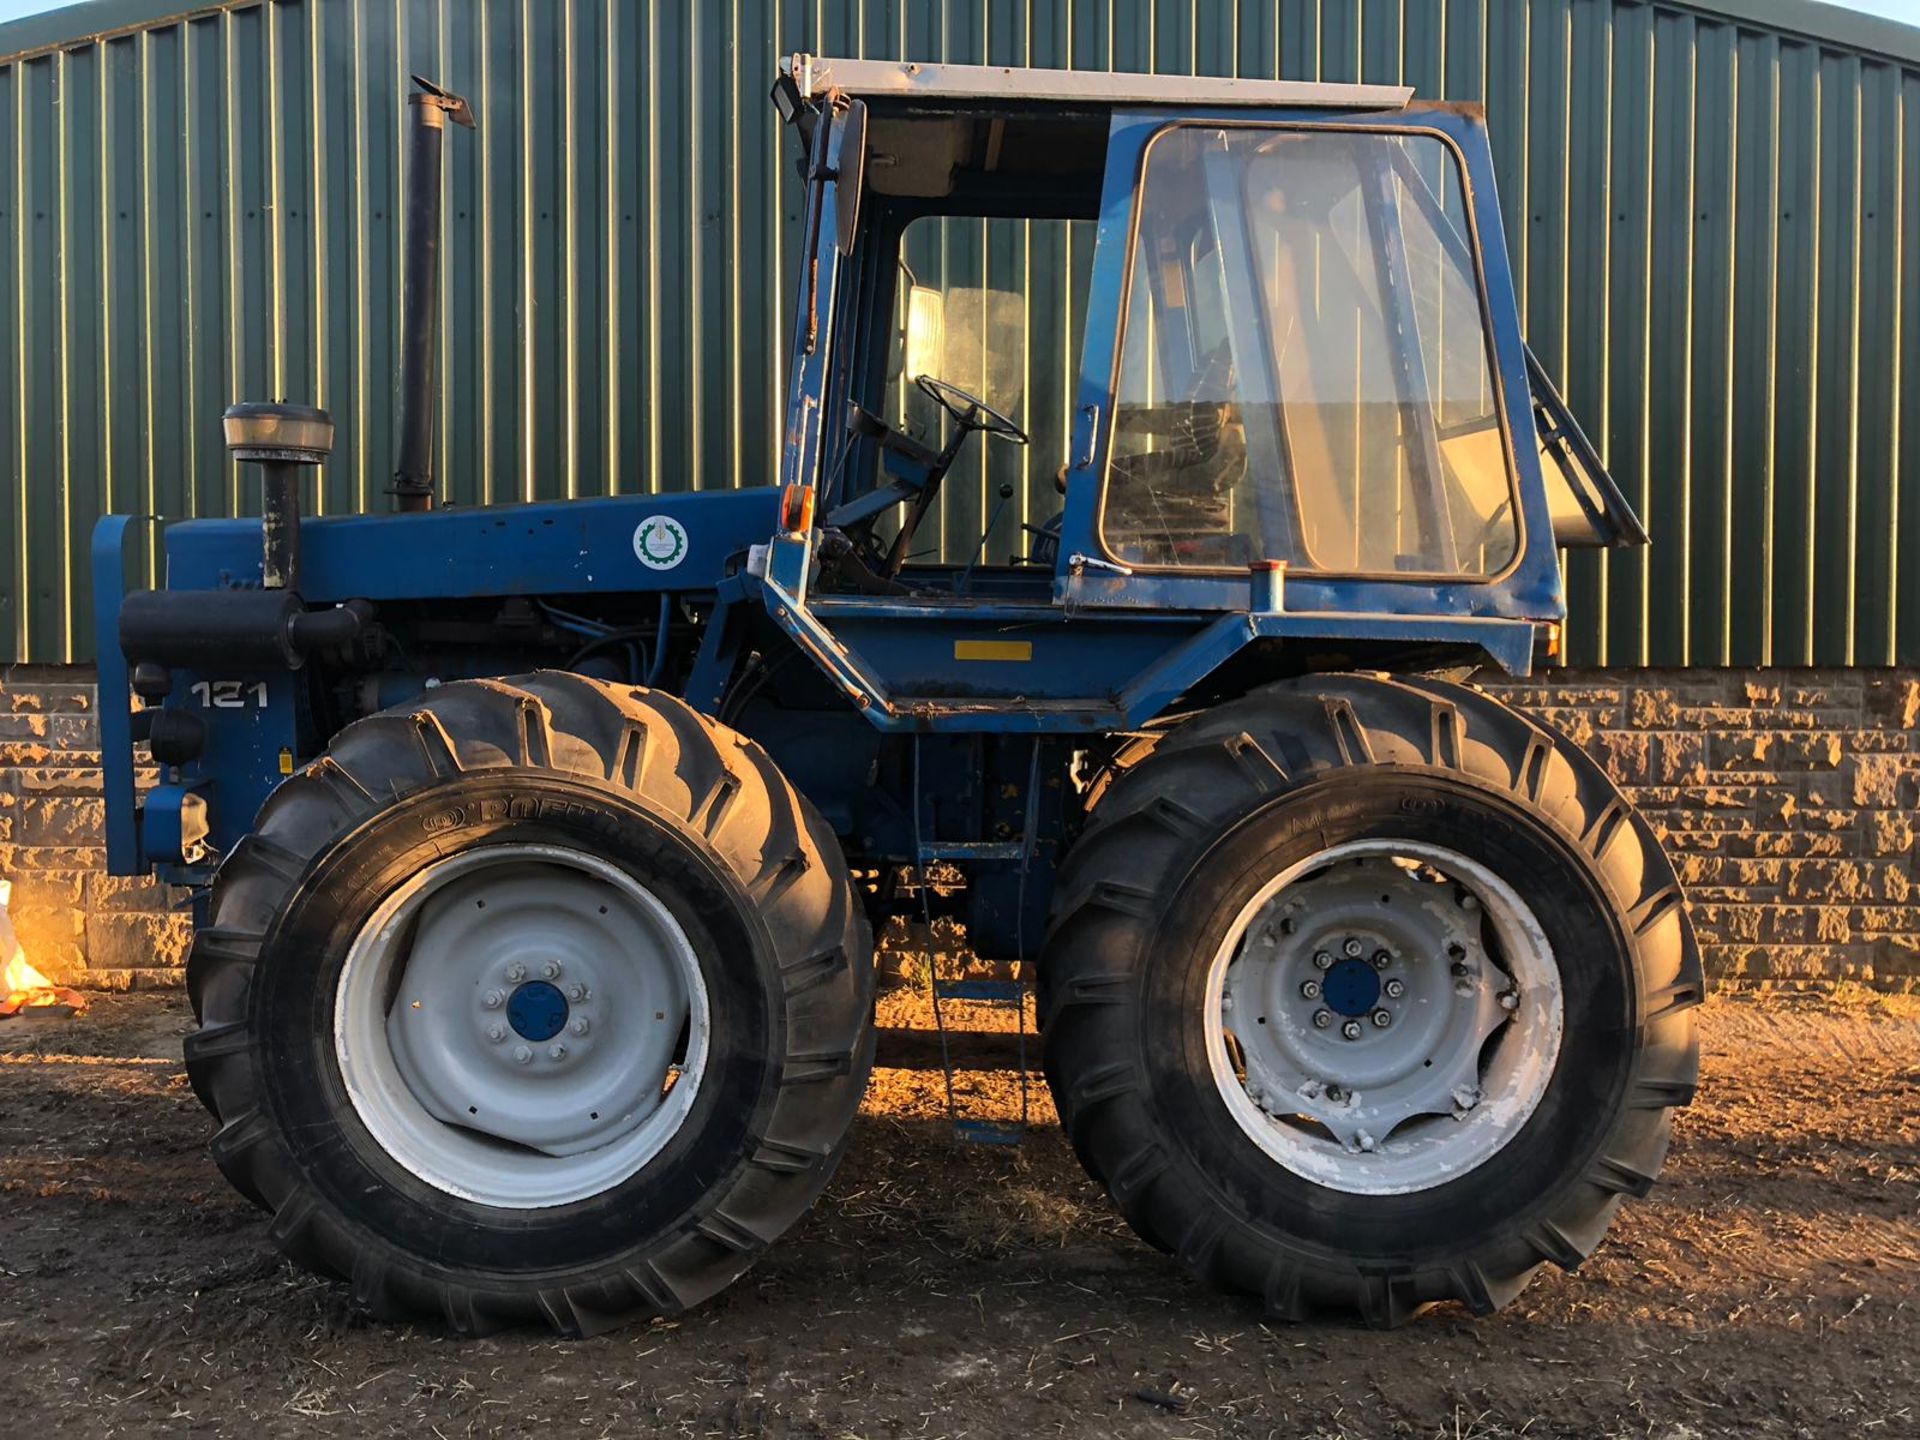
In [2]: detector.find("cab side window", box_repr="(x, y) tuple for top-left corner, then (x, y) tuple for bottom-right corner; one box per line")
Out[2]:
(1102, 127), (1518, 577)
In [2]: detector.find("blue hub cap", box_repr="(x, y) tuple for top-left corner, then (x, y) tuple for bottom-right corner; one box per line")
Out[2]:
(506, 979), (570, 1042)
(1323, 957), (1381, 1017)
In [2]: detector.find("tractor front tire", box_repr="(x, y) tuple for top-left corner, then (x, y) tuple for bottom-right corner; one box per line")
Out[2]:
(1040, 674), (1701, 1326)
(183, 673), (874, 1336)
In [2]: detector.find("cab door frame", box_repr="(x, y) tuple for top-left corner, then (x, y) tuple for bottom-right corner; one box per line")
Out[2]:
(1052, 102), (1566, 625)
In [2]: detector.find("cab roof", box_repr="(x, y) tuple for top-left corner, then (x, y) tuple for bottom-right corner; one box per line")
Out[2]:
(781, 54), (1412, 112)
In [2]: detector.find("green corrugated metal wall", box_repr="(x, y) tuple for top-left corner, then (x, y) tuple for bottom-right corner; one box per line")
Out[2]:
(1, 0), (1915, 667)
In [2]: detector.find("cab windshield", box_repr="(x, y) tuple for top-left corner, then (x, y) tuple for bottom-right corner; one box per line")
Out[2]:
(1101, 126), (1519, 577)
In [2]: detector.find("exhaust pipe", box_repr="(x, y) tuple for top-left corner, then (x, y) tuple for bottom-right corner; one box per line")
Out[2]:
(391, 75), (475, 513)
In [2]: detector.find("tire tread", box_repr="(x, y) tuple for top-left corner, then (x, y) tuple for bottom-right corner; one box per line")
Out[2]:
(184, 672), (874, 1337)
(1039, 673), (1702, 1325)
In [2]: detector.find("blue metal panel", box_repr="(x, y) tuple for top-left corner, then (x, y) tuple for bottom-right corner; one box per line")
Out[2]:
(755, 579), (1538, 733)
(0, 0), (1916, 665)
(91, 515), (141, 873)
(160, 487), (785, 603)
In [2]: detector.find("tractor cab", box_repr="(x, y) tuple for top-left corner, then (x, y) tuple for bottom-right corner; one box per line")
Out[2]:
(759, 56), (1641, 706)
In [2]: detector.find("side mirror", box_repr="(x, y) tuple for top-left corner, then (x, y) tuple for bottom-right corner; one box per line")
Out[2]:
(903, 285), (946, 381)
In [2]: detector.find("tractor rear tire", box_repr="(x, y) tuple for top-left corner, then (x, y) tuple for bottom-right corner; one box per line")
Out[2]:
(183, 673), (874, 1336)
(1040, 674), (1701, 1326)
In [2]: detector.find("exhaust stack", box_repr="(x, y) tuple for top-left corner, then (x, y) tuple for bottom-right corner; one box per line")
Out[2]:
(391, 75), (476, 513)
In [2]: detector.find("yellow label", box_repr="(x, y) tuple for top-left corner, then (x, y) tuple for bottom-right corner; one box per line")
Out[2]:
(278, 748), (295, 775)
(954, 639), (1033, 662)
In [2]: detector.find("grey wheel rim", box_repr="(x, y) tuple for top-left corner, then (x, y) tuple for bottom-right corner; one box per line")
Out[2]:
(334, 843), (710, 1209)
(1204, 839), (1563, 1196)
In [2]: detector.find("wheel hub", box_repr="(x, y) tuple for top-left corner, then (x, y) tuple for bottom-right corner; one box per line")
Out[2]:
(506, 979), (570, 1042)
(1321, 955), (1381, 1017)
(334, 844), (710, 1209)
(1208, 842), (1564, 1195)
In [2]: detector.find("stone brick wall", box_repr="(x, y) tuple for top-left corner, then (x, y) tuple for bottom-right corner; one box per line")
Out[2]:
(0, 666), (188, 989)
(1, 664), (1915, 991)
(1491, 667), (1920, 993)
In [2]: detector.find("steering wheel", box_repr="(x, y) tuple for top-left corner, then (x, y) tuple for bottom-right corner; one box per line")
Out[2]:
(915, 374), (1029, 445)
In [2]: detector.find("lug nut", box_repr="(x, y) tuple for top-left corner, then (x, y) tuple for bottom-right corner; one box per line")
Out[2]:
(1313, 951), (1334, 971)
(567, 983), (587, 1003)
(1325, 1084), (1346, 1103)
(1450, 962), (1472, 978)
(541, 960), (562, 980)
(1312, 1009), (1333, 1029)
(1452, 1083), (1482, 1113)
(1499, 990), (1520, 1012)
(1371, 949), (1392, 970)
(1341, 1019), (1363, 1041)
(570, 1017), (590, 1037)
(1383, 978), (1406, 999)
(1458, 893), (1481, 913)
(1371, 1008), (1392, 1028)
(486, 1023), (506, 1042)
(506, 963), (527, 983)
(482, 989), (504, 1010)
(1280, 916), (1299, 935)
(513, 1045), (533, 1065)
(1342, 937), (1364, 958)
(1300, 980), (1321, 1000)
(548, 1044), (567, 1061)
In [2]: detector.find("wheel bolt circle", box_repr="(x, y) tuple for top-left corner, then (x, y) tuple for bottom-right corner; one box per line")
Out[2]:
(1313, 951), (1334, 971)
(1300, 980), (1321, 1000)
(1342, 937), (1364, 958)
(1383, 978), (1405, 999)
(1340, 1019), (1363, 1041)
(1371, 1008), (1392, 1028)
(1371, 949), (1392, 970)
(1312, 1009), (1333, 1029)
(513, 1044), (532, 1064)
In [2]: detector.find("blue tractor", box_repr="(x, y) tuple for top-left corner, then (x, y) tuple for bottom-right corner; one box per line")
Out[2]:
(96, 57), (1700, 1333)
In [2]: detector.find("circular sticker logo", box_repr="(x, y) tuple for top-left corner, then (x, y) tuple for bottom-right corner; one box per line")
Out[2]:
(633, 515), (689, 571)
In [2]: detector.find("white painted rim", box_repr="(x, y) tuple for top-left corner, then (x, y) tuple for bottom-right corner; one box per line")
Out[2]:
(334, 843), (710, 1209)
(1203, 839), (1564, 1196)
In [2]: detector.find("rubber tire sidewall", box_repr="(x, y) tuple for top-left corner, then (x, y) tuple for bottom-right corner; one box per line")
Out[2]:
(252, 772), (782, 1279)
(1140, 768), (1636, 1264)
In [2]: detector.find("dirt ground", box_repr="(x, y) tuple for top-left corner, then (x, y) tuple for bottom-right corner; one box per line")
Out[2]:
(3, 987), (1917, 1440)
